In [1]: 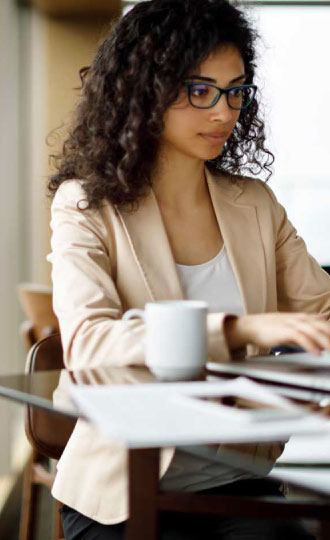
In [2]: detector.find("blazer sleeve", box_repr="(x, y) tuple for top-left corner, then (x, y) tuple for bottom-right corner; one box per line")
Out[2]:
(263, 182), (330, 319)
(48, 181), (233, 369)
(48, 181), (148, 370)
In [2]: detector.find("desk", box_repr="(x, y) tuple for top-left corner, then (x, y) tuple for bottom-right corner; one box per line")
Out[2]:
(1, 366), (330, 539)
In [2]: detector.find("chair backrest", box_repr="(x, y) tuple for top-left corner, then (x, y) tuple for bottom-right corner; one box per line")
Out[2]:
(25, 333), (76, 460)
(18, 283), (59, 350)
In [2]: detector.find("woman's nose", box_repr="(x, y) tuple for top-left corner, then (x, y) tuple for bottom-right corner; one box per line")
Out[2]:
(208, 94), (236, 123)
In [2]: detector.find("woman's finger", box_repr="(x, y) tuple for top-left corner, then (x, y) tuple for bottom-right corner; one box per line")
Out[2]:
(291, 320), (330, 352)
(287, 329), (322, 355)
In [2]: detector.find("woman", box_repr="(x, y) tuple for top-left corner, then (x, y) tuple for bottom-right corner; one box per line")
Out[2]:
(48, 0), (330, 538)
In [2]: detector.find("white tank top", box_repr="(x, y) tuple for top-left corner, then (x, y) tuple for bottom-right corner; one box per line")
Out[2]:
(176, 245), (244, 316)
(160, 245), (251, 492)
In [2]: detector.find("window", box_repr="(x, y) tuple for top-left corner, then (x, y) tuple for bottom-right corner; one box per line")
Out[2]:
(254, 5), (330, 265)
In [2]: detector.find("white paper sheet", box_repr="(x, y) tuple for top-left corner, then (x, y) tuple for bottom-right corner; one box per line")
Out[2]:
(278, 432), (330, 465)
(270, 467), (330, 496)
(70, 377), (330, 448)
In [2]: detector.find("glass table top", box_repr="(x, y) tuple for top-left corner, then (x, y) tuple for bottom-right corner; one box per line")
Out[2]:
(2, 365), (330, 498)
(0, 365), (161, 419)
(1, 359), (330, 420)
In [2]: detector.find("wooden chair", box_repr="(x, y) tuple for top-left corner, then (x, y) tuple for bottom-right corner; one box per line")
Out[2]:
(17, 284), (65, 540)
(18, 283), (59, 350)
(20, 333), (76, 540)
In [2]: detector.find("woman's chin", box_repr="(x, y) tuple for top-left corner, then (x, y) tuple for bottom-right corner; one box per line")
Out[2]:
(187, 147), (223, 161)
(209, 150), (222, 159)
(200, 149), (223, 161)
(199, 144), (224, 161)
(182, 145), (223, 162)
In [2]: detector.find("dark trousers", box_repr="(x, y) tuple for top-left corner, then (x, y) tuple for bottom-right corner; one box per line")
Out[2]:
(60, 478), (315, 540)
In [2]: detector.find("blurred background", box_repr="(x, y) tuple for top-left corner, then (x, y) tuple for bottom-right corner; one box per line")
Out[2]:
(0, 0), (329, 537)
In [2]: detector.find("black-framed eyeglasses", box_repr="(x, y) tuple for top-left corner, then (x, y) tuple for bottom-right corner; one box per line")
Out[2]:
(184, 82), (257, 110)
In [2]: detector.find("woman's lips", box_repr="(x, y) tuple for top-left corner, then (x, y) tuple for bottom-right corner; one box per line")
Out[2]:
(200, 133), (227, 144)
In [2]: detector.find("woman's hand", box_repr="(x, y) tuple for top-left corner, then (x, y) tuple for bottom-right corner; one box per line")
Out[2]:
(225, 312), (330, 355)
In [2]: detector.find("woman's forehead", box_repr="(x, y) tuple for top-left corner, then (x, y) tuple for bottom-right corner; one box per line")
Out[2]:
(191, 46), (245, 82)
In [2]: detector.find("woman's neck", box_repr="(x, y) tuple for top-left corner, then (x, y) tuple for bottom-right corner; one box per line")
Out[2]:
(152, 148), (208, 210)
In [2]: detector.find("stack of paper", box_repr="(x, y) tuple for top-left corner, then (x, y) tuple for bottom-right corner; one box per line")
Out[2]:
(70, 377), (330, 448)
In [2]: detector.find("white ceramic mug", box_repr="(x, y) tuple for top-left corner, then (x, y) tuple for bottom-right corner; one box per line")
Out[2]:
(122, 300), (208, 380)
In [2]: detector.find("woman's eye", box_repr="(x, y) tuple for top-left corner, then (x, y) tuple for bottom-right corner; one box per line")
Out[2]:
(190, 84), (209, 97)
(230, 88), (243, 98)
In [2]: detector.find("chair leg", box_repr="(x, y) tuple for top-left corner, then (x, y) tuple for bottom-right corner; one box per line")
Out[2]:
(53, 499), (64, 540)
(19, 450), (39, 540)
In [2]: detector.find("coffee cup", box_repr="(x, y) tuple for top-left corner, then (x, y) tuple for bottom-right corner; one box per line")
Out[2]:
(122, 300), (208, 380)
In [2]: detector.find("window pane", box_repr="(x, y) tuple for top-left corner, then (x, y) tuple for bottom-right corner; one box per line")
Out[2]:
(255, 5), (330, 264)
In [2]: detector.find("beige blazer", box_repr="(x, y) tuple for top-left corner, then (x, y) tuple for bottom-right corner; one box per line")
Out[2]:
(49, 168), (330, 524)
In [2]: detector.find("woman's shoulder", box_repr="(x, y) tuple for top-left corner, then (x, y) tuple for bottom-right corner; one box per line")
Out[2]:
(52, 179), (115, 213)
(52, 179), (89, 206)
(50, 180), (119, 239)
(209, 170), (278, 206)
(238, 175), (278, 204)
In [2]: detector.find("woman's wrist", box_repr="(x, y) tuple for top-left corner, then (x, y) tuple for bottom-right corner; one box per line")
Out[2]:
(224, 315), (255, 350)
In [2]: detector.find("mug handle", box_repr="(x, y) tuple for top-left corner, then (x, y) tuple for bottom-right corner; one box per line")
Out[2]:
(122, 309), (146, 323)
(122, 309), (146, 347)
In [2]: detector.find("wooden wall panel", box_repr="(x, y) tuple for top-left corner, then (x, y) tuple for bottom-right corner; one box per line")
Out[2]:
(22, 0), (122, 17)
(25, 10), (112, 285)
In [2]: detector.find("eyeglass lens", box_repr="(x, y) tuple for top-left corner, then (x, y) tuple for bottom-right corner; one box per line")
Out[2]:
(187, 83), (255, 110)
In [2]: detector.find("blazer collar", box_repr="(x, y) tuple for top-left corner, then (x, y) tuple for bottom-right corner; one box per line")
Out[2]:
(117, 188), (184, 302)
(205, 169), (267, 315)
(118, 168), (267, 314)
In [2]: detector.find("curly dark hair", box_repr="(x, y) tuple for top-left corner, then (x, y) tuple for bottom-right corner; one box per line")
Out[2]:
(48, 0), (274, 209)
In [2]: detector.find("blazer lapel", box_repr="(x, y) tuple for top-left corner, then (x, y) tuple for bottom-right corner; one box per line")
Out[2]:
(118, 169), (267, 315)
(205, 169), (267, 315)
(117, 190), (184, 302)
